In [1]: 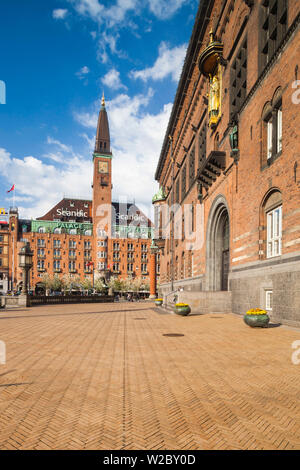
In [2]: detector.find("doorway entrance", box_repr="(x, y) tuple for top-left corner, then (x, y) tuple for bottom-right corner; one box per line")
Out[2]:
(206, 197), (230, 291)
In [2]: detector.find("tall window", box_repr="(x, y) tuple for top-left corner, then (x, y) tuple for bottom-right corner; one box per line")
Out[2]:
(267, 205), (282, 258)
(262, 91), (283, 167)
(198, 123), (207, 168)
(266, 290), (273, 310)
(230, 39), (247, 117)
(277, 106), (282, 153)
(127, 263), (133, 273)
(113, 263), (120, 272)
(189, 147), (195, 188)
(175, 178), (180, 204)
(181, 164), (186, 201)
(259, 0), (288, 73)
(54, 260), (61, 271)
(267, 117), (273, 160)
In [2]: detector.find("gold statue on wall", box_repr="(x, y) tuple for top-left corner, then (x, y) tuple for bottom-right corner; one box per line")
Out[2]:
(208, 61), (222, 128)
(198, 30), (224, 128)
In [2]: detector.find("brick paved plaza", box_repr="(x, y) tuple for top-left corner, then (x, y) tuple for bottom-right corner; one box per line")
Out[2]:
(0, 302), (300, 450)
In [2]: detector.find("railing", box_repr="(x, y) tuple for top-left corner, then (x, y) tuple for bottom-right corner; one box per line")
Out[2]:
(29, 295), (114, 306)
(165, 291), (179, 305)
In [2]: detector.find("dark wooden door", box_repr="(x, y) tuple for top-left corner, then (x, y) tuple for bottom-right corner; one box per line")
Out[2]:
(222, 249), (229, 291)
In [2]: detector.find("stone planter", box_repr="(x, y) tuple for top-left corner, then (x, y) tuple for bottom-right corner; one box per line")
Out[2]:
(155, 300), (163, 307)
(174, 305), (191, 316)
(243, 314), (270, 328)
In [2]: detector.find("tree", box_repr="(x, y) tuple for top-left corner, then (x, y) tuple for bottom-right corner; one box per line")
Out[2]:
(94, 278), (106, 293)
(40, 273), (52, 295)
(51, 274), (65, 292)
(108, 276), (123, 293)
(80, 278), (92, 292)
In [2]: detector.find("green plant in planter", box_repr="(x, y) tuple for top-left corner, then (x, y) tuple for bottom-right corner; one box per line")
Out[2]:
(155, 298), (163, 306)
(174, 303), (191, 316)
(244, 309), (270, 328)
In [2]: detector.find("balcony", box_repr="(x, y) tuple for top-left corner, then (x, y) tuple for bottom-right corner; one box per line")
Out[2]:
(196, 151), (226, 203)
(69, 255), (77, 260)
(37, 267), (46, 272)
(69, 269), (77, 274)
(37, 255), (46, 259)
(54, 268), (62, 273)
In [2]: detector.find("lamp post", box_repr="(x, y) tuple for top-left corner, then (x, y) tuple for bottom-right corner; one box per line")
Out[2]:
(169, 135), (175, 293)
(18, 242), (33, 298)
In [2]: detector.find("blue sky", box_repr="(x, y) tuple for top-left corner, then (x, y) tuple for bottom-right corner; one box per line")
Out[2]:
(0, 0), (198, 219)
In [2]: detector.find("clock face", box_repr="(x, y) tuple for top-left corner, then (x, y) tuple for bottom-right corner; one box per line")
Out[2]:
(98, 161), (108, 174)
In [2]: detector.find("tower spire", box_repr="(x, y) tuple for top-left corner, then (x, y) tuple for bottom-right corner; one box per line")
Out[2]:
(94, 92), (111, 155)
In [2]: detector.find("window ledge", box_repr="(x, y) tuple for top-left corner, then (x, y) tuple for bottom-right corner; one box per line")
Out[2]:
(261, 150), (282, 171)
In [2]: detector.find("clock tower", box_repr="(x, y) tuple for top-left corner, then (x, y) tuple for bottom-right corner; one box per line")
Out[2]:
(92, 93), (112, 275)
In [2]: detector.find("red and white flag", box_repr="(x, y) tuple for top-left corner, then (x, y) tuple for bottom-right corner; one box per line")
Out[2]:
(7, 184), (15, 193)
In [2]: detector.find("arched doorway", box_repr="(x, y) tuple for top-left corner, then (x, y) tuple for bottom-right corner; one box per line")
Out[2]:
(206, 196), (230, 291)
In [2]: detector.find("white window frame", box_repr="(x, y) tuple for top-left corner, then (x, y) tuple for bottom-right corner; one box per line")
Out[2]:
(266, 290), (273, 311)
(267, 118), (273, 160)
(267, 205), (282, 258)
(277, 108), (282, 153)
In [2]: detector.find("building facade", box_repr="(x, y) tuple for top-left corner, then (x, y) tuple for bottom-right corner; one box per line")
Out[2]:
(4, 96), (156, 294)
(0, 209), (10, 294)
(153, 0), (300, 326)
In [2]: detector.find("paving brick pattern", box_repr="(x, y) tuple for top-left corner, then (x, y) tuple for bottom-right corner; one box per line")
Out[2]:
(0, 303), (299, 450)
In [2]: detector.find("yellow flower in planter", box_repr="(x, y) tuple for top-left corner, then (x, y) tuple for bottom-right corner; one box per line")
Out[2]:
(155, 299), (163, 302)
(246, 308), (268, 315)
(175, 303), (189, 307)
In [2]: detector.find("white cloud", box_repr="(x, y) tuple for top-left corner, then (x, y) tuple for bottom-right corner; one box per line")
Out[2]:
(147, 0), (188, 19)
(76, 66), (90, 80)
(131, 41), (187, 83)
(68, 0), (187, 62)
(0, 147), (93, 219)
(69, 0), (104, 19)
(52, 9), (69, 20)
(47, 137), (73, 153)
(101, 69), (127, 90)
(74, 90), (171, 209)
(69, 0), (138, 26)
(0, 88), (171, 218)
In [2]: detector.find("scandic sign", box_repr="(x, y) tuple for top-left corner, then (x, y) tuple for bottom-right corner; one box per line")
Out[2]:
(56, 208), (88, 218)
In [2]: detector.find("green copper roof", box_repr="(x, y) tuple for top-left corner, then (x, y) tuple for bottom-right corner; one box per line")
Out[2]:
(152, 186), (167, 204)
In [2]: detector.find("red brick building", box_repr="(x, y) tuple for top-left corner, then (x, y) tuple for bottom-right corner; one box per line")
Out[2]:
(153, 0), (300, 326)
(5, 95), (156, 294)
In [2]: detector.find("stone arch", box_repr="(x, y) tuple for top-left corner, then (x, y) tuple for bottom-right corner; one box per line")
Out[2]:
(205, 194), (230, 291)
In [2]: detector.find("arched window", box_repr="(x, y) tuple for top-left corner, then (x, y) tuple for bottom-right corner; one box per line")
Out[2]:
(261, 88), (282, 168)
(84, 229), (92, 236)
(261, 189), (282, 259)
(38, 227), (45, 233)
(69, 229), (77, 235)
(54, 228), (61, 234)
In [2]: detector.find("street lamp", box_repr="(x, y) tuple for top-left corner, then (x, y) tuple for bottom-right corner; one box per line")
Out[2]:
(18, 242), (33, 295)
